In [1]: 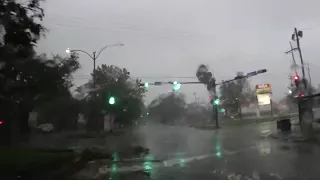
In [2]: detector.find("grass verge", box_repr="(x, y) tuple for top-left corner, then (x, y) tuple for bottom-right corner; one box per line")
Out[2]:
(0, 148), (76, 178)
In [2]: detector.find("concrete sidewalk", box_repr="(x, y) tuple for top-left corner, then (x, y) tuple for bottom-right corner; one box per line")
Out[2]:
(270, 120), (320, 144)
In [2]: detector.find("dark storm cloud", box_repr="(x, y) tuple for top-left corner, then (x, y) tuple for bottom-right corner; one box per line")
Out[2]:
(38, 0), (320, 104)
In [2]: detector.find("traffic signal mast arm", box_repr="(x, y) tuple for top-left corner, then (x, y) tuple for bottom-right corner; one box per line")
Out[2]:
(138, 69), (267, 87)
(138, 81), (202, 87)
(216, 69), (267, 85)
(170, 82), (202, 84)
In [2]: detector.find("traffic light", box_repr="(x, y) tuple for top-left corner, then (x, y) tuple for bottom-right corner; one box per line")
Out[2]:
(144, 82), (149, 88)
(209, 95), (214, 104)
(173, 81), (181, 91)
(214, 97), (220, 105)
(108, 96), (115, 105)
(210, 96), (220, 105)
(293, 74), (300, 87)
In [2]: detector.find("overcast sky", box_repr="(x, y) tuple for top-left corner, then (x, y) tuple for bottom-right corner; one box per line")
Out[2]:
(37, 0), (320, 105)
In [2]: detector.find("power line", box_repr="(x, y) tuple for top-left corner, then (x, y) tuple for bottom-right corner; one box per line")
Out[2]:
(73, 74), (197, 79)
(45, 19), (208, 42)
(72, 73), (290, 80)
(45, 14), (208, 39)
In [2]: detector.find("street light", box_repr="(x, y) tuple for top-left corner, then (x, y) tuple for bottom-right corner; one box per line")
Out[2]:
(66, 43), (124, 86)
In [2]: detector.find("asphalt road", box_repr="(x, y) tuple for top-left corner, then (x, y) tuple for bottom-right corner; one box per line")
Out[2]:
(88, 122), (320, 180)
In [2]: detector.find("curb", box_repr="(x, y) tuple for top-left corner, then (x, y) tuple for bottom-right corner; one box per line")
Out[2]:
(269, 133), (320, 145)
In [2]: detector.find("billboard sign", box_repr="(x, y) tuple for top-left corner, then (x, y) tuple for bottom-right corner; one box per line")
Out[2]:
(257, 93), (271, 105)
(256, 83), (271, 94)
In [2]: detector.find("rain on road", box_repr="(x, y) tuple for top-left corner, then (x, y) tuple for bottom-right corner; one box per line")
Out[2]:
(98, 122), (320, 180)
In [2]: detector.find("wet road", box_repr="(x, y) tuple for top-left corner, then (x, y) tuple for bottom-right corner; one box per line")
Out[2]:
(96, 122), (320, 180)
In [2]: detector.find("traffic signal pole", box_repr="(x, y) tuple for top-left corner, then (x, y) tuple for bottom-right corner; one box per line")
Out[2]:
(214, 91), (219, 127)
(294, 28), (307, 90)
(139, 69), (267, 128)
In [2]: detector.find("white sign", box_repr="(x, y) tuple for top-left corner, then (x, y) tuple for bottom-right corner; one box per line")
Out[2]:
(257, 93), (271, 105)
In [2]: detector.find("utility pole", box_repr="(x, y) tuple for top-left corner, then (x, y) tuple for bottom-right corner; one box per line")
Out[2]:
(289, 42), (297, 66)
(307, 63), (312, 86)
(92, 52), (96, 87)
(285, 42), (298, 92)
(286, 41), (298, 74)
(213, 85), (219, 128)
(293, 28), (307, 90)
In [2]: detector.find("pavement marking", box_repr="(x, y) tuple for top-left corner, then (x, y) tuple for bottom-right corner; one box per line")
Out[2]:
(261, 130), (270, 134)
(94, 145), (260, 177)
(95, 153), (214, 176)
(163, 154), (213, 167)
(259, 121), (273, 125)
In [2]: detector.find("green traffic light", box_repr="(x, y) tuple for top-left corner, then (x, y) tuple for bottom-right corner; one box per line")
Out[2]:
(214, 98), (220, 105)
(173, 81), (181, 91)
(144, 82), (149, 88)
(109, 97), (115, 105)
(216, 151), (222, 157)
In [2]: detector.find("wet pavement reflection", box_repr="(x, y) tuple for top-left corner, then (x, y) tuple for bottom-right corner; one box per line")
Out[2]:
(76, 122), (320, 180)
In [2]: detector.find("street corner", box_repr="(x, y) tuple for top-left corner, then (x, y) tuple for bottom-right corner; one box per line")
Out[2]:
(269, 131), (303, 142)
(268, 131), (320, 145)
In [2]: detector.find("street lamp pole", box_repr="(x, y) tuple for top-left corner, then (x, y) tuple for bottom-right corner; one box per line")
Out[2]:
(66, 43), (124, 87)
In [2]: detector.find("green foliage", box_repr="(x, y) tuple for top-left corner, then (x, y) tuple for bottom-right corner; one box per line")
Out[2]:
(80, 64), (146, 130)
(1, 52), (80, 107)
(0, 0), (81, 142)
(219, 78), (255, 115)
(36, 96), (82, 131)
(0, 148), (74, 175)
(1, 0), (45, 56)
(148, 93), (186, 124)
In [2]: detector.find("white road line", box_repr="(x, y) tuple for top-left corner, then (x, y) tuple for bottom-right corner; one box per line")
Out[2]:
(94, 145), (259, 177)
